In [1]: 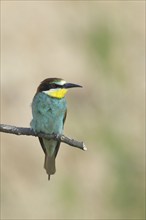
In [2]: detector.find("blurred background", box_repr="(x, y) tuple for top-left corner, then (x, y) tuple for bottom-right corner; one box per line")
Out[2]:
(1, 1), (145, 219)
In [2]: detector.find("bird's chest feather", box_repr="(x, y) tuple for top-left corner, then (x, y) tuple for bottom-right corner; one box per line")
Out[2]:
(31, 93), (67, 133)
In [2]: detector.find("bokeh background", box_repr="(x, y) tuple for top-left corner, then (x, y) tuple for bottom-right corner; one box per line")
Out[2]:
(1, 1), (145, 219)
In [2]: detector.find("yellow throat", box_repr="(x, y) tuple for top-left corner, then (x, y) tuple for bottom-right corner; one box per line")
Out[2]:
(44, 88), (68, 99)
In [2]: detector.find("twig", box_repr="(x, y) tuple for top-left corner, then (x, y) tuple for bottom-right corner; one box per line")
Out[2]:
(0, 124), (87, 151)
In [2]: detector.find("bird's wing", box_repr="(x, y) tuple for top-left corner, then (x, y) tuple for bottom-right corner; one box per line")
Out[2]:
(38, 137), (46, 154)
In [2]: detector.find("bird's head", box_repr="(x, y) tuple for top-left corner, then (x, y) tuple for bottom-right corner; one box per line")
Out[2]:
(36, 78), (82, 99)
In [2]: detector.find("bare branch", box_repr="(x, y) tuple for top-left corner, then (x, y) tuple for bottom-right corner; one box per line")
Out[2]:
(0, 124), (87, 151)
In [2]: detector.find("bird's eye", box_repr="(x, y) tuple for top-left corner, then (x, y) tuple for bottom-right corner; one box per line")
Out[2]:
(50, 83), (57, 89)
(51, 83), (63, 89)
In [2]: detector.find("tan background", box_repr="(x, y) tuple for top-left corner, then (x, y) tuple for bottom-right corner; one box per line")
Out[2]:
(1, 1), (145, 219)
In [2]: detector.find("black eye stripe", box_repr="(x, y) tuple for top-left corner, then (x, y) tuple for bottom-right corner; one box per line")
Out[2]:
(50, 83), (63, 89)
(39, 83), (63, 92)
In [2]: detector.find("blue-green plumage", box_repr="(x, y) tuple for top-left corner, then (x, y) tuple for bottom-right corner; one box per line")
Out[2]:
(31, 92), (67, 134)
(31, 92), (67, 179)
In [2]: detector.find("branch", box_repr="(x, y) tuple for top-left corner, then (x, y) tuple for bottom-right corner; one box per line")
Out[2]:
(0, 124), (87, 151)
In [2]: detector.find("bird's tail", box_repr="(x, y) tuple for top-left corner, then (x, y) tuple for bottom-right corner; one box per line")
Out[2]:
(39, 138), (60, 180)
(44, 154), (56, 180)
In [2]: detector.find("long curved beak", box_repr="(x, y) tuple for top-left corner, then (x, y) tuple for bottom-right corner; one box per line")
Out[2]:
(64, 83), (82, 89)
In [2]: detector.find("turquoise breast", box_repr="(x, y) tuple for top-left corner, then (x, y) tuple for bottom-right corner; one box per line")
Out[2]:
(30, 92), (67, 134)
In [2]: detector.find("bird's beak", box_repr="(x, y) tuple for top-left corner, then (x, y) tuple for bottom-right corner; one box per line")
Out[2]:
(64, 83), (82, 89)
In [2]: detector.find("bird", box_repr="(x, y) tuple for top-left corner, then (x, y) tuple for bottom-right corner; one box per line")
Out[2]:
(30, 78), (82, 180)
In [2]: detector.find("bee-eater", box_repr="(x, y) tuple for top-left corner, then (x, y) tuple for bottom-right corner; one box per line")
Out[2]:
(30, 78), (82, 180)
